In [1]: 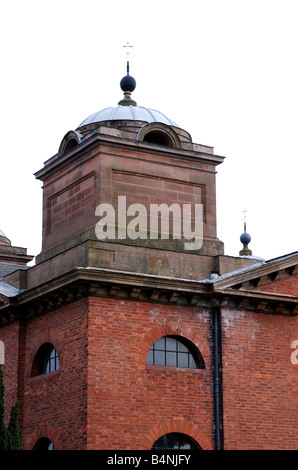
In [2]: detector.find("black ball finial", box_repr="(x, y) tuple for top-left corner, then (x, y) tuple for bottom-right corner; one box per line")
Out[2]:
(118, 70), (137, 106)
(240, 232), (251, 245)
(119, 43), (137, 106)
(239, 230), (252, 256)
(120, 74), (136, 93)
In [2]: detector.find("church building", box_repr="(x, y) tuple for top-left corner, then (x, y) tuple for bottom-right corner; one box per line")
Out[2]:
(0, 61), (297, 450)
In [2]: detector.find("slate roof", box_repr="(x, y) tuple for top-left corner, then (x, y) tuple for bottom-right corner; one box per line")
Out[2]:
(0, 262), (29, 278)
(0, 280), (23, 298)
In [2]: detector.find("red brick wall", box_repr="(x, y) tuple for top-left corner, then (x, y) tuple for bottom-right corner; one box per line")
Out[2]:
(222, 309), (298, 449)
(2, 293), (296, 450)
(0, 322), (19, 425)
(87, 297), (214, 450)
(1, 298), (89, 450)
(23, 297), (89, 450)
(2, 297), (214, 450)
(253, 274), (298, 297)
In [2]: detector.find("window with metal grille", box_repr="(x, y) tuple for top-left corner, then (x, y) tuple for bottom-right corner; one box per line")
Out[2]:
(146, 335), (203, 369)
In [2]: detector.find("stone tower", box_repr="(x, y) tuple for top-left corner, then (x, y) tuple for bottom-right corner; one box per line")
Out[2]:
(0, 65), (297, 451)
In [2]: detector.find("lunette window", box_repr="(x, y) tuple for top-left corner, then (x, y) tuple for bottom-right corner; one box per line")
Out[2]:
(152, 433), (200, 450)
(146, 335), (204, 369)
(33, 437), (54, 450)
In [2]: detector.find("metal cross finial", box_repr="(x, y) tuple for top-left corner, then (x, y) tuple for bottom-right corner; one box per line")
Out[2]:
(123, 42), (133, 75)
(123, 41), (133, 61)
(242, 208), (247, 231)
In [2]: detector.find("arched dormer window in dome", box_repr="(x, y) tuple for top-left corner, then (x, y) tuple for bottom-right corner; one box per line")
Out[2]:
(138, 122), (181, 148)
(58, 130), (82, 157)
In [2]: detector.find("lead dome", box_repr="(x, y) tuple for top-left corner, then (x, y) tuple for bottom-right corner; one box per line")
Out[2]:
(78, 105), (178, 128)
(77, 64), (180, 130)
(78, 66), (178, 128)
(58, 67), (194, 157)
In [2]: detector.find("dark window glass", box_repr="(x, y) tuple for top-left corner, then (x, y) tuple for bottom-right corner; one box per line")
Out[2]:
(166, 351), (176, 367)
(146, 349), (153, 364)
(48, 347), (59, 373)
(155, 350), (165, 366)
(146, 336), (204, 369)
(33, 437), (54, 450)
(152, 433), (200, 450)
(178, 352), (188, 368)
(32, 343), (59, 377)
(143, 130), (174, 147)
(39, 345), (59, 375)
(166, 337), (176, 351)
(155, 337), (165, 349)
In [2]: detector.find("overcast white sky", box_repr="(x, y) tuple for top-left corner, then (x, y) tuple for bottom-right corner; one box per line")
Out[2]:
(0, 0), (297, 265)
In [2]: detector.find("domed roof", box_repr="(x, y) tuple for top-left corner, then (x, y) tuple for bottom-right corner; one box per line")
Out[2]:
(78, 105), (178, 129)
(0, 229), (11, 246)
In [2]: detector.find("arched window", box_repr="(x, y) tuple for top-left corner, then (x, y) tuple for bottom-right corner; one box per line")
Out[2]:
(138, 123), (181, 148)
(31, 343), (59, 377)
(143, 130), (174, 147)
(33, 437), (54, 450)
(63, 138), (78, 154)
(152, 433), (201, 450)
(146, 335), (204, 369)
(58, 130), (82, 157)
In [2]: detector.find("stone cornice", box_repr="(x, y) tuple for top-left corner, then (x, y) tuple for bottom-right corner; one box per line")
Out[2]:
(35, 130), (225, 182)
(213, 252), (298, 290)
(0, 266), (297, 326)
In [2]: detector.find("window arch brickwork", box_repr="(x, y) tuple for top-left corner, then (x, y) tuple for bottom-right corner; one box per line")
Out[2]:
(27, 329), (62, 379)
(140, 419), (213, 450)
(26, 425), (60, 451)
(136, 321), (211, 370)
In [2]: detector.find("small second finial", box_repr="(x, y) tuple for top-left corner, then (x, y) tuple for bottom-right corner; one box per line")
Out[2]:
(118, 42), (137, 106)
(239, 208), (252, 256)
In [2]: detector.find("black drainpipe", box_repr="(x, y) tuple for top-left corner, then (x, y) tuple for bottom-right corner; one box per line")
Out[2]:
(212, 307), (223, 450)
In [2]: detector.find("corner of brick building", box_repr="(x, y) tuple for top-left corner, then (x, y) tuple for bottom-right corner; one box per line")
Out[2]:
(0, 97), (297, 451)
